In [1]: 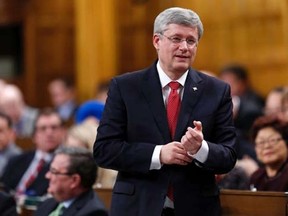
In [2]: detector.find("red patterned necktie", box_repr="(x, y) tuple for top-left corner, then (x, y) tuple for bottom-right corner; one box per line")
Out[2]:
(23, 158), (45, 192)
(166, 81), (181, 201)
(167, 81), (181, 139)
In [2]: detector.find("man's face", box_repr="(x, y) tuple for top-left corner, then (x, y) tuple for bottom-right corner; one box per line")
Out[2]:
(33, 114), (64, 153)
(48, 81), (73, 107)
(153, 24), (199, 77)
(219, 73), (245, 97)
(0, 117), (14, 151)
(46, 154), (75, 201)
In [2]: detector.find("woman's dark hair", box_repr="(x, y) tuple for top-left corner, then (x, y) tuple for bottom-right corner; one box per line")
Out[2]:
(251, 115), (288, 144)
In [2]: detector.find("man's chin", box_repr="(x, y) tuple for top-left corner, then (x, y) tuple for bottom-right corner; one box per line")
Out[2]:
(174, 63), (190, 72)
(47, 187), (53, 194)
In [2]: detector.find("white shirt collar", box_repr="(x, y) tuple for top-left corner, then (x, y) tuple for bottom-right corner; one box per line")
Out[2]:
(62, 198), (75, 208)
(156, 61), (188, 88)
(35, 150), (53, 163)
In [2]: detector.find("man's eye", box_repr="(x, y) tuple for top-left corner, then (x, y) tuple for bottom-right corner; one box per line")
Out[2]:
(187, 39), (196, 44)
(171, 37), (181, 42)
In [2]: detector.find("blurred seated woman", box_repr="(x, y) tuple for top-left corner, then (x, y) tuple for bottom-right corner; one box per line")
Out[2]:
(249, 115), (288, 191)
(65, 121), (117, 188)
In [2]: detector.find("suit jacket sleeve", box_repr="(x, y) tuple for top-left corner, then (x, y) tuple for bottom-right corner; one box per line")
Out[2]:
(94, 76), (156, 174)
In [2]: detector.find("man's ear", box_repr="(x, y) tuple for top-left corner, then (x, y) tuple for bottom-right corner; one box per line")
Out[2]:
(70, 174), (81, 188)
(153, 34), (160, 50)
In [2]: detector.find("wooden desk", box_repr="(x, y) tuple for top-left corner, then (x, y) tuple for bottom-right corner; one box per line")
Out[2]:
(94, 187), (113, 209)
(94, 188), (288, 216)
(220, 189), (288, 216)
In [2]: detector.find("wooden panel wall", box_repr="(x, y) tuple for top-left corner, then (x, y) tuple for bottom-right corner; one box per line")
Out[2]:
(74, 0), (118, 102)
(24, 0), (75, 106)
(175, 0), (288, 96)
(0, 0), (75, 107)
(1, 0), (288, 106)
(115, 0), (288, 97)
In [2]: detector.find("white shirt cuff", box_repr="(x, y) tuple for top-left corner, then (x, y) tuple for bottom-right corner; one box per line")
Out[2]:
(150, 145), (163, 170)
(187, 140), (209, 163)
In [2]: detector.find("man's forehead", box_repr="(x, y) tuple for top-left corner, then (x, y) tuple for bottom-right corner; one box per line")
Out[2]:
(37, 114), (61, 124)
(52, 154), (69, 167)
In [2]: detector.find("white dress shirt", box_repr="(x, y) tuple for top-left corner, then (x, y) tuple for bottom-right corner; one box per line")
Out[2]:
(150, 61), (209, 170)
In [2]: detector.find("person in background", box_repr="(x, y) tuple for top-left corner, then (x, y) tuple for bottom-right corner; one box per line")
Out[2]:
(0, 112), (22, 178)
(94, 7), (237, 216)
(34, 146), (108, 216)
(94, 80), (110, 104)
(0, 79), (7, 96)
(264, 86), (287, 117)
(65, 122), (117, 188)
(0, 84), (38, 138)
(1, 108), (65, 198)
(74, 101), (104, 125)
(280, 90), (288, 123)
(219, 64), (264, 140)
(249, 115), (288, 191)
(0, 191), (18, 216)
(48, 77), (78, 125)
(74, 80), (109, 125)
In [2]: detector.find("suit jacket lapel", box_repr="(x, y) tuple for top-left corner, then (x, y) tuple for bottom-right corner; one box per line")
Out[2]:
(63, 190), (92, 216)
(175, 69), (204, 140)
(141, 65), (171, 143)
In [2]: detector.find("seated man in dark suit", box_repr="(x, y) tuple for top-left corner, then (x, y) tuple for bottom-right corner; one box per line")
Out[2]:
(34, 146), (108, 216)
(0, 191), (18, 216)
(1, 108), (65, 197)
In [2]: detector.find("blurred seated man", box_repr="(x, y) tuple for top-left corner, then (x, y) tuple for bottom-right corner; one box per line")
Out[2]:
(0, 84), (39, 138)
(280, 90), (288, 123)
(34, 146), (108, 216)
(1, 108), (65, 198)
(219, 64), (264, 139)
(0, 112), (22, 178)
(0, 191), (18, 216)
(48, 77), (78, 125)
(264, 86), (287, 117)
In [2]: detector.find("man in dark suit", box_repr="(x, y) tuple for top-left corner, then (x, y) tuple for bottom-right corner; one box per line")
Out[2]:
(1, 108), (65, 197)
(219, 64), (264, 140)
(94, 7), (237, 216)
(34, 146), (108, 216)
(0, 191), (18, 216)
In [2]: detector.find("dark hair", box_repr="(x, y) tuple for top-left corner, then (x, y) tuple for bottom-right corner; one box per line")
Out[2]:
(0, 112), (13, 128)
(55, 146), (97, 189)
(220, 64), (248, 82)
(251, 115), (288, 143)
(32, 107), (63, 135)
(51, 77), (75, 89)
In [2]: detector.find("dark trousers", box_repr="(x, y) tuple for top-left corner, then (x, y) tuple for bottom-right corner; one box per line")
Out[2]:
(161, 207), (175, 216)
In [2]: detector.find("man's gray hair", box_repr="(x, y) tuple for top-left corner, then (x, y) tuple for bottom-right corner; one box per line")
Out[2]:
(55, 146), (97, 189)
(153, 7), (204, 40)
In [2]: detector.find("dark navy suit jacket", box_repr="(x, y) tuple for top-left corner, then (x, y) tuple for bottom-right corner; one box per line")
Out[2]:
(34, 189), (108, 216)
(94, 62), (237, 216)
(1, 151), (49, 196)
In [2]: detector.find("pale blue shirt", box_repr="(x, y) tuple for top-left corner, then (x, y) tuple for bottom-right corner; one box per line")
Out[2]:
(150, 61), (209, 170)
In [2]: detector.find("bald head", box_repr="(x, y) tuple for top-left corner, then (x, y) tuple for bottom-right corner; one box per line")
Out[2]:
(0, 85), (25, 123)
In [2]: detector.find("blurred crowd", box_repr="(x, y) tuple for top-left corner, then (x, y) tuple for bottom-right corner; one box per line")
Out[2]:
(1, 63), (288, 215)
(0, 77), (114, 215)
(205, 64), (288, 192)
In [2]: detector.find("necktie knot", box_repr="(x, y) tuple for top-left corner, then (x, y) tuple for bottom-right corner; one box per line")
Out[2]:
(168, 81), (180, 90)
